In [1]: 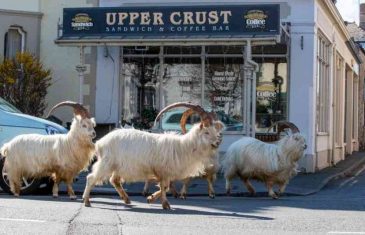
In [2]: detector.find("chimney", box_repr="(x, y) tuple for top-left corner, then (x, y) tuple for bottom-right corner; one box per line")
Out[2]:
(361, 3), (365, 30)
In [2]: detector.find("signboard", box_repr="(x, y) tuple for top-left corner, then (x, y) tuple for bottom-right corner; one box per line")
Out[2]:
(62, 4), (280, 38)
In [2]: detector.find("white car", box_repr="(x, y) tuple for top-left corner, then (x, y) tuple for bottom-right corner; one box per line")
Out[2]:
(0, 97), (67, 194)
(160, 109), (243, 132)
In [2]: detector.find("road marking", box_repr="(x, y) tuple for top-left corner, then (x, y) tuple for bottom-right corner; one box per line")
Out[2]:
(328, 232), (365, 234)
(0, 218), (46, 223)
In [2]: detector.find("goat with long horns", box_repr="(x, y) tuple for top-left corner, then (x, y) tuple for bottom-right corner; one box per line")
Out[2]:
(143, 105), (224, 199)
(83, 102), (224, 209)
(1, 101), (96, 199)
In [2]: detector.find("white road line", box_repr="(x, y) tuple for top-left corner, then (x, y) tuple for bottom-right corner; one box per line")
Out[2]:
(328, 232), (365, 234)
(0, 218), (46, 223)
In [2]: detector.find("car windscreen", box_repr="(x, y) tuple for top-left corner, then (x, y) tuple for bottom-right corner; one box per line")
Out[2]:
(0, 98), (22, 113)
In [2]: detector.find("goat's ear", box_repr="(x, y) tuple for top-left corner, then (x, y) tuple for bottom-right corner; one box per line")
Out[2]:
(199, 123), (204, 129)
(214, 121), (224, 131)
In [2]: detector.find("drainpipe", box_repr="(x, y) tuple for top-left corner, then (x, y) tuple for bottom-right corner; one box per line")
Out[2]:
(244, 39), (259, 137)
(76, 46), (86, 104)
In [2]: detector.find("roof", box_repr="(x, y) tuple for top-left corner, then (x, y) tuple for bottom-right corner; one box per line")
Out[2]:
(345, 22), (365, 42)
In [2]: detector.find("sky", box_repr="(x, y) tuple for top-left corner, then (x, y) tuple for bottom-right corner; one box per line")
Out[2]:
(336, 0), (361, 25)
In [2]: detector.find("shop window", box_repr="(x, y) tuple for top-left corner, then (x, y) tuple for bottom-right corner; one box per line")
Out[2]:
(254, 57), (288, 133)
(122, 56), (160, 130)
(206, 46), (242, 55)
(122, 46), (160, 55)
(164, 46), (201, 54)
(160, 57), (202, 131)
(316, 33), (331, 133)
(4, 26), (26, 59)
(204, 56), (244, 132)
(252, 44), (287, 55)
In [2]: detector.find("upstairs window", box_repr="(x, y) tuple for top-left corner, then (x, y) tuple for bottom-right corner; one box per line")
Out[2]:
(4, 26), (26, 59)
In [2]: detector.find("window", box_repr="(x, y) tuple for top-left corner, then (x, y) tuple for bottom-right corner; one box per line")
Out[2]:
(316, 32), (331, 133)
(203, 56), (244, 132)
(254, 57), (288, 133)
(4, 26), (26, 59)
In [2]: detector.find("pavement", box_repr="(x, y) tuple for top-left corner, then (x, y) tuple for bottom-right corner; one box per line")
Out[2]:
(56, 151), (365, 197)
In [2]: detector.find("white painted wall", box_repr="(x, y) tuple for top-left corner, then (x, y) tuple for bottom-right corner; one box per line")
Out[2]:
(0, 0), (40, 12)
(95, 46), (120, 124)
(40, 0), (94, 123)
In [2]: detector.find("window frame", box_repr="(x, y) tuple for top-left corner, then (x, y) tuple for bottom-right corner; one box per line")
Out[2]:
(316, 31), (331, 134)
(4, 26), (26, 59)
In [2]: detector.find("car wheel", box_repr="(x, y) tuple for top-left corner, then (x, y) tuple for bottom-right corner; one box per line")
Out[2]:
(0, 157), (42, 195)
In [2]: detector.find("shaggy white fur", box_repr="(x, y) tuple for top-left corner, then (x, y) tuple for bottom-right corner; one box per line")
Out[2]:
(0, 116), (96, 199)
(222, 133), (306, 199)
(82, 121), (223, 209)
(142, 121), (224, 199)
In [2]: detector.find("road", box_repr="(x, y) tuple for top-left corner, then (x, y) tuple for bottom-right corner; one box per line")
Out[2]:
(0, 166), (365, 234)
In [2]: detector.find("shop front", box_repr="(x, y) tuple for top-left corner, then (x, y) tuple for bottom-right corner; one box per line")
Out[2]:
(56, 4), (287, 151)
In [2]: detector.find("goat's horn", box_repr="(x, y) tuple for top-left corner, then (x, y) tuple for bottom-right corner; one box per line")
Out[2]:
(267, 121), (300, 134)
(47, 101), (91, 119)
(180, 108), (196, 134)
(180, 110), (219, 133)
(154, 102), (213, 127)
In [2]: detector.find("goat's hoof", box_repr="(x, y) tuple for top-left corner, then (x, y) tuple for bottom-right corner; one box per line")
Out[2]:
(162, 201), (171, 210)
(83, 199), (91, 207)
(13, 194), (19, 197)
(179, 194), (186, 200)
(53, 194), (58, 198)
(142, 191), (148, 197)
(226, 191), (231, 196)
(270, 194), (279, 200)
(70, 195), (77, 200)
(172, 193), (178, 198)
(147, 196), (154, 204)
(124, 198), (131, 205)
(209, 194), (215, 199)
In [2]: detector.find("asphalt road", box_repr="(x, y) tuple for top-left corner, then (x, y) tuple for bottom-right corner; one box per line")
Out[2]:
(0, 165), (364, 235)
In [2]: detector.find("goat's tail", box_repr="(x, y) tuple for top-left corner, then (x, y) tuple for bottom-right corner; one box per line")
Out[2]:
(0, 143), (9, 158)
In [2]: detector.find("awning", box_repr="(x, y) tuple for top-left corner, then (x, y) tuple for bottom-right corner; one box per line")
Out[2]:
(55, 34), (280, 46)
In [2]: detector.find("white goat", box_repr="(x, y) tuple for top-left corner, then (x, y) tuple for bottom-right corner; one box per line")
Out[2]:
(82, 102), (223, 209)
(0, 101), (96, 199)
(142, 138), (221, 199)
(223, 131), (306, 199)
(142, 108), (224, 199)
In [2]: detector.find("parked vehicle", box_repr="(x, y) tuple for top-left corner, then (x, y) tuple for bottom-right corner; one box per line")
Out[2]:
(0, 97), (68, 194)
(160, 109), (243, 132)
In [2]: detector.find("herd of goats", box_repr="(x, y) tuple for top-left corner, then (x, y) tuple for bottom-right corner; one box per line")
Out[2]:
(0, 101), (307, 210)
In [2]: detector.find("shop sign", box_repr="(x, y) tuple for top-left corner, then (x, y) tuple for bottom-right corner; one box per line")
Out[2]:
(257, 83), (277, 100)
(62, 4), (280, 38)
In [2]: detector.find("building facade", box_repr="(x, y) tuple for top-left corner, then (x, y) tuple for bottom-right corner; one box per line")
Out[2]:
(39, 0), (360, 173)
(0, 1), (42, 60)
